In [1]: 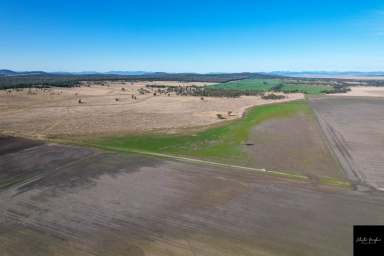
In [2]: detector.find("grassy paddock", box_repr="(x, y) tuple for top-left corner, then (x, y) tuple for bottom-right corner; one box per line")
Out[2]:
(280, 84), (334, 94)
(84, 100), (309, 164)
(209, 79), (282, 92)
(209, 78), (335, 94)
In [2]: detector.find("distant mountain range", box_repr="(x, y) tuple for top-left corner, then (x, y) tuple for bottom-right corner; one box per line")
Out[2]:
(2, 69), (384, 78)
(0, 69), (154, 77)
(0, 69), (49, 76)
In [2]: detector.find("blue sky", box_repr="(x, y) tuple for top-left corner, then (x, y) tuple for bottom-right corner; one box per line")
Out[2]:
(1, 0), (384, 72)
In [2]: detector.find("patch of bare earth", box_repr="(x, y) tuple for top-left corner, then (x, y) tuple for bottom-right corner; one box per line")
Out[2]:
(0, 81), (303, 138)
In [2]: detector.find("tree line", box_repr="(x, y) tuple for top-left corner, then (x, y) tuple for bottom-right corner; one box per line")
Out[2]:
(0, 72), (277, 90)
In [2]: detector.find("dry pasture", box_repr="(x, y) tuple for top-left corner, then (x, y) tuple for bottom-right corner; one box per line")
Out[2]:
(0, 81), (303, 138)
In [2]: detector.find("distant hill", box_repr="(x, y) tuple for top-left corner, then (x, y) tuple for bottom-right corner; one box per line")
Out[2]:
(0, 70), (147, 76)
(105, 71), (153, 76)
(0, 69), (18, 76)
(0, 69), (48, 76)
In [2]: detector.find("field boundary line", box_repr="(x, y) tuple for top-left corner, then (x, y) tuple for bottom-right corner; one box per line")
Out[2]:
(102, 146), (310, 181)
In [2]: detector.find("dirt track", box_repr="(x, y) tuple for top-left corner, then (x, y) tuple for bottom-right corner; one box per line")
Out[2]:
(1, 137), (384, 256)
(309, 96), (384, 190)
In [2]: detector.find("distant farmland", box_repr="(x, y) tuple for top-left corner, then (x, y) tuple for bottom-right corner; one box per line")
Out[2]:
(209, 79), (281, 92)
(209, 78), (336, 94)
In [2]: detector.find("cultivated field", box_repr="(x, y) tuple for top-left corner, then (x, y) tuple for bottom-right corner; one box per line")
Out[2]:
(1, 137), (384, 256)
(0, 81), (303, 138)
(309, 96), (384, 190)
(244, 108), (343, 179)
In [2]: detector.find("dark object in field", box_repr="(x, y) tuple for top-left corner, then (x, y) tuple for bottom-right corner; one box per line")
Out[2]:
(115, 98), (119, 102)
(216, 114), (226, 119)
(262, 93), (286, 100)
(78, 99), (83, 104)
(244, 143), (254, 146)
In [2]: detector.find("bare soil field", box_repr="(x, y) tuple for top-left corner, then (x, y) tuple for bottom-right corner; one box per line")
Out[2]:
(1, 137), (384, 256)
(309, 96), (384, 190)
(244, 112), (343, 179)
(0, 81), (303, 138)
(330, 86), (384, 97)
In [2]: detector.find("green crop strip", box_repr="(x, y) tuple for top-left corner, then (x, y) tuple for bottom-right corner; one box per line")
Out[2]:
(209, 79), (335, 95)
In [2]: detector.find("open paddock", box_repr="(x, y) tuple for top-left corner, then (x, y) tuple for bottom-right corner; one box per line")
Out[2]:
(0, 81), (303, 138)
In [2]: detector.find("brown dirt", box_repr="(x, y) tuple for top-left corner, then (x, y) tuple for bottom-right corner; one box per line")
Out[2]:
(309, 96), (384, 191)
(1, 137), (384, 256)
(243, 112), (344, 179)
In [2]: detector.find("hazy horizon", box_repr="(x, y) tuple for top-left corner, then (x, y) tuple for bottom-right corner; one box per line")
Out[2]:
(2, 69), (384, 74)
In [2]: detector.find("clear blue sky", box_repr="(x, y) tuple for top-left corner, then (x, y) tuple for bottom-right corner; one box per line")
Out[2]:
(1, 0), (384, 72)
